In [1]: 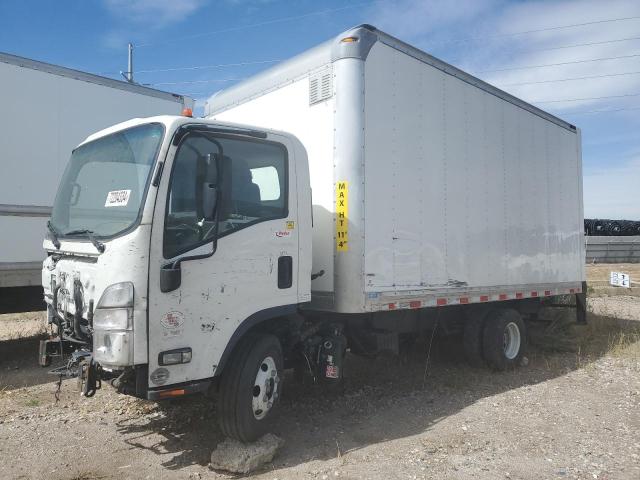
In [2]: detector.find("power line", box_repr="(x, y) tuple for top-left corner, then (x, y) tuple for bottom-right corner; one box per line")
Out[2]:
(147, 78), (244, 86)
(136, 59), (281, 75)
(478, 53), (640, 73)
(134, 46), (640, 78)
(447, 35), (640, 62)
(498, 70), (640, 87)
(96, 59), (282, 76)
(139, 12), (640, 50)
(136, 2), (373, 48)
(119, 12), (640, 88)
(558, 106), (640, 115)
(521, 35), (640, 54)
(438, 14), (640, 45)
(534, 93), (640, 104)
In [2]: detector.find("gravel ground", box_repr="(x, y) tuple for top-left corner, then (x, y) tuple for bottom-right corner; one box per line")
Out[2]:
(1, 295), (639, 479)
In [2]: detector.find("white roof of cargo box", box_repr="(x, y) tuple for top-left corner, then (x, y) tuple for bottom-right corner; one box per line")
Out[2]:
(206, 24), (576, 133)
(0, 51), (190, 105)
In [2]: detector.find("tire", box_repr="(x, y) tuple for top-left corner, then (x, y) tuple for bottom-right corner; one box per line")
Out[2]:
(463, 312), (486, 366)
(482, 309), (526, 371)
(217, 334), (283, 442)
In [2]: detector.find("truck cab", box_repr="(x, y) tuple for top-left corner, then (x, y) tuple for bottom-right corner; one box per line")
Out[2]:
(41, 115), (311, 441)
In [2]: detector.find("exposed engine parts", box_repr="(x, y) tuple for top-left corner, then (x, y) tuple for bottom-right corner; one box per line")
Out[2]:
(585, 219), (640, 236)
(298, 323), (347, 384)
(39, 274), (107, 398)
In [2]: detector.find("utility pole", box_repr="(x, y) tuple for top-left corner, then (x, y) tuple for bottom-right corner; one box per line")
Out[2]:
(121, 43), (134, 83)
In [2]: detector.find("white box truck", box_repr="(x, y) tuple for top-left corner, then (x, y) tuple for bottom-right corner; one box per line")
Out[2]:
(39, 25), (586, 442)
(0, 52), (192, 311)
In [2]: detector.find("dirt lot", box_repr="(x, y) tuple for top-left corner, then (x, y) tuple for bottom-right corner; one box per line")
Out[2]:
(1, 284), (639, 479)
(586, 263), (640, 284)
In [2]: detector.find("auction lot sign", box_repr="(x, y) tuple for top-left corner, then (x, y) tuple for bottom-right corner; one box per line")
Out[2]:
(610, 271), (631, 288)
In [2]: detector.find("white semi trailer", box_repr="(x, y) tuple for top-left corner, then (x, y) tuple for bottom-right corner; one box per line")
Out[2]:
(39, 25), (586, 442)
(0, 52), (192, 310)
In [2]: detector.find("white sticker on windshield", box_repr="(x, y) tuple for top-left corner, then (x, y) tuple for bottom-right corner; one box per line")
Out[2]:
(105, 190), (131, 207)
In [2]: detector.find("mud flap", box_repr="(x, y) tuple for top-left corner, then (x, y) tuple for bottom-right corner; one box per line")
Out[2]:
(576, 281), (588, 325)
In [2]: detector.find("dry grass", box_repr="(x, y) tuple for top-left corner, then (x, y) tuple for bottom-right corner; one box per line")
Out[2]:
(0, 312), (48, 341)
(529, 307), (578, 353)
(608, 330), (640, 361)
(530, 302), (640, 367)
(24, 397), (40, 407)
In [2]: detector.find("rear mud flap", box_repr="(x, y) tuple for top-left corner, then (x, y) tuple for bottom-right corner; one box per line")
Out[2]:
(576, 281), (588, 325)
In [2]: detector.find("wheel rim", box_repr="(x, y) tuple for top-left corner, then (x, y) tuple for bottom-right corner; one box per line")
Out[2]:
(503, 322), (521, 360)
(252, 356), (280, 420)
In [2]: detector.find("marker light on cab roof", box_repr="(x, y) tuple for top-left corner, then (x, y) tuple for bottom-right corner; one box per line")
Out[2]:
(340, 36), (359, 43)
(182, 107), (193, 117)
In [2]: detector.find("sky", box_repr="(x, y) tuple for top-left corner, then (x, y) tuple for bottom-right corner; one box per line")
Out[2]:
(1, 0), (639, 220)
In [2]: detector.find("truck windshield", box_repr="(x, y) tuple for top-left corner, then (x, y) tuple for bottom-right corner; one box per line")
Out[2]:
(50, 123), (164, 238)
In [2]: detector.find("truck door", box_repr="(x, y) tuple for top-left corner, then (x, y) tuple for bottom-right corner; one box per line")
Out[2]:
(147, 128), (298, 389)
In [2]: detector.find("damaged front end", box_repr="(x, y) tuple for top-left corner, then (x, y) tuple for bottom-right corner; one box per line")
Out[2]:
(40, 271), (139, 397)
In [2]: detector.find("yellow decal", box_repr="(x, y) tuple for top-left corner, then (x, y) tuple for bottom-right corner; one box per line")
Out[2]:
(336, 181), (348, 252)
(286, 221), (295, 230)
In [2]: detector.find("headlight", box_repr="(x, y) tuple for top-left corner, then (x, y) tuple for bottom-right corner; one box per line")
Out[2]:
(93, 282), (135, 367)
(93, 308), (131, 330)
(97, 282), (134, 308)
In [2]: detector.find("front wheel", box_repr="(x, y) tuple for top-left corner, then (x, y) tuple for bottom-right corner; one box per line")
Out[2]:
(217, 334), (283, 442)
(482, 309), (526, 371)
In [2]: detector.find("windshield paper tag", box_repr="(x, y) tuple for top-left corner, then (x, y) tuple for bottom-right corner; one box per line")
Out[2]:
(105, 190), (131, 207)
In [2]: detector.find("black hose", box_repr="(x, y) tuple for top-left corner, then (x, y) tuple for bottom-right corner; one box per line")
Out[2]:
(73, 279), (85, 340)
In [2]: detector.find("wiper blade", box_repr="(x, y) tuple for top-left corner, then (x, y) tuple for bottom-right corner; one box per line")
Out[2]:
(64, 229), (106, 253)
(46, 221), (61, 250)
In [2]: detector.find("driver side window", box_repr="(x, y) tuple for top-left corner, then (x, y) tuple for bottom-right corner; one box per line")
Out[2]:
(163, 133), (288, 259)
(163, 134), (217, 259)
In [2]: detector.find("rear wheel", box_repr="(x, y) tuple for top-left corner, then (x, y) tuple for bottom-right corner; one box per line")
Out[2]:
(482, 309), (526, 371)
(217, 334), (283, 442)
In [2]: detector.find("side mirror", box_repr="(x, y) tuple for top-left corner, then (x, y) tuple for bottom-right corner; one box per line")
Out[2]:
(160, 263), (181, 293)
(198, 153), (232, 222)
(202, 183), (218, 221)
(217, 154), (232, 221)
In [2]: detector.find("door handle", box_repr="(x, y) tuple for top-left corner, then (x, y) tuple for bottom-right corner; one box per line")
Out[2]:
(277, 256), (293, 289)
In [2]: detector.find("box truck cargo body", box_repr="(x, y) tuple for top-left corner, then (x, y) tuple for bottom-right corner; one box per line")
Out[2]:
(39, 26), (586, 443)
(205, 25), (585, 314)
(0, 52), (192, 295)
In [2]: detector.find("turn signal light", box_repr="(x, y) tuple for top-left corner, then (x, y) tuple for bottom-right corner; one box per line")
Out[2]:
(158, 389), (186, 398)
(159, 347), (192, 366)
(340, 36), (359, 43)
